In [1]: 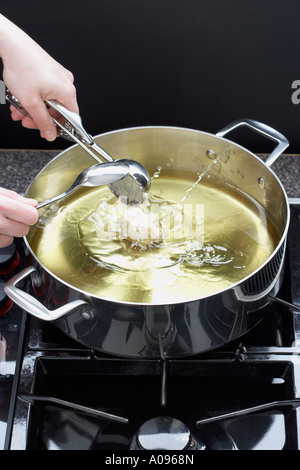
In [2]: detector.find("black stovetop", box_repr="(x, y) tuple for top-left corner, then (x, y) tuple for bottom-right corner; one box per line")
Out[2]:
(1, 204), (300, 451)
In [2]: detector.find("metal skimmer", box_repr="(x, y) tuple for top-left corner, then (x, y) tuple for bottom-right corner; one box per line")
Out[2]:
(6, 92), (151, 204)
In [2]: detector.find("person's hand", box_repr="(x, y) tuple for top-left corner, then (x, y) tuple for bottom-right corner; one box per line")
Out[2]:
(0, 187), (38, 247)
(0, 14), (79, 142)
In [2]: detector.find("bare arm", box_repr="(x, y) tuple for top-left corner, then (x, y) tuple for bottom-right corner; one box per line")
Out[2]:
(0, 14), (79, 246)
(0, 13), (79, 141)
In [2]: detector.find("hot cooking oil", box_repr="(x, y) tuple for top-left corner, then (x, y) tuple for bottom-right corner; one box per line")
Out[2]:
(28, 174), (279, 304)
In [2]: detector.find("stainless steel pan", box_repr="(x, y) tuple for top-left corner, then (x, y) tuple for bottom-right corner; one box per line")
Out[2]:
(4, 119), (290, 358)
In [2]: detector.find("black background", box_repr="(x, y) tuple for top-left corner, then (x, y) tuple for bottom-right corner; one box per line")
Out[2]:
(0, 0), (300, 153)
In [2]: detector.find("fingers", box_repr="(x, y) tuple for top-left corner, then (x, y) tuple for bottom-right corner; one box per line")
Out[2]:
(10, 105), (37, 130)
(10, 105), (27, 121)
(9, 80), (79, 140)
(0, 214), (32, 238)
(0, 197), (38, 226)
(0, 188), (38, 207)
(0, 234), (14, 248)
(0, 190), (39, 247)
(21, 95), (57, 141)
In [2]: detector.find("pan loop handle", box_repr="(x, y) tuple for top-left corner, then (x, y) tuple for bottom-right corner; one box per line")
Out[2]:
(216, 119), (289, 167)
(4, 266), (91, 321)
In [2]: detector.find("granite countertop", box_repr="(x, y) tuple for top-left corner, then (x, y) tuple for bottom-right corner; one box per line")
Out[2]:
(0, 149), (299, 198)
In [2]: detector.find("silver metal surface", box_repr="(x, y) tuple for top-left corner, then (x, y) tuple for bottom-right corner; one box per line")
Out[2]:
(4, 122), (291, 358)
(6, 92), (151, 204)
(36, 160), (146, 208)
(19, 394), (129, 424)
(6, 92), (75, 142)
(135, 417), (191, 450)
(216, 118), (289, 167)
(4, 266), (90, 321)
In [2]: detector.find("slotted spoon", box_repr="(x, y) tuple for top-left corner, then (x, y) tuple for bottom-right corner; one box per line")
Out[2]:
(6, 92), (151, 204)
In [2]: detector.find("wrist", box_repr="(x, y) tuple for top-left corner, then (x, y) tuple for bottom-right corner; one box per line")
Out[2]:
(0, 14), (33, 63)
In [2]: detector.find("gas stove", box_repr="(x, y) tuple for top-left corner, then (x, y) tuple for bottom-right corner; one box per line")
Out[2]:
(1, 202), (300, 451)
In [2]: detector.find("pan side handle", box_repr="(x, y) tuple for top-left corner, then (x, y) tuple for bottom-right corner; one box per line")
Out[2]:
(4, 266), (90, 321)
(216, 119), (289, 167)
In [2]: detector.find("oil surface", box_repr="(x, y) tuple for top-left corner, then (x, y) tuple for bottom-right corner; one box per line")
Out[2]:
(30, 174), (279, 304)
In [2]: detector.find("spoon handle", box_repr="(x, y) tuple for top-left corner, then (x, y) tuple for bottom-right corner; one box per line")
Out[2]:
(37, 186), (76, 209)
(37, 161), (131, 209)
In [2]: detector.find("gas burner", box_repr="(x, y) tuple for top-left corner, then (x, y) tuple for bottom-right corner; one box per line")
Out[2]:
(129, 416), (203, 450)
